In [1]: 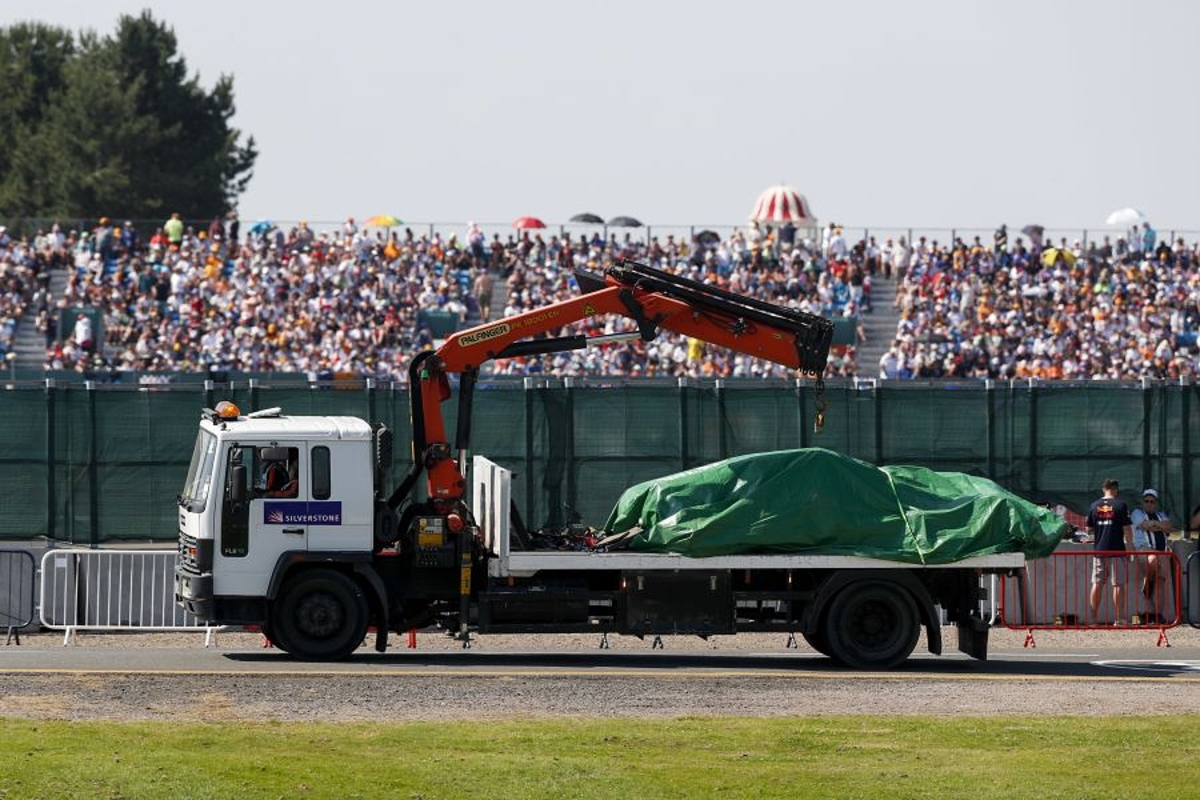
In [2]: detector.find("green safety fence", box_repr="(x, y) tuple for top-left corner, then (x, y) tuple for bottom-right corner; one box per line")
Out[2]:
(0, 378), (1196, 545)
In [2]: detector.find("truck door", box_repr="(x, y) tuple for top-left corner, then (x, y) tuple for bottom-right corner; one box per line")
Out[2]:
(213, 444), (308, 597)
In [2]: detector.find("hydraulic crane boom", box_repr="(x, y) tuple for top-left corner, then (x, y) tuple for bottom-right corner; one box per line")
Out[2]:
(390, 260), (834, 510)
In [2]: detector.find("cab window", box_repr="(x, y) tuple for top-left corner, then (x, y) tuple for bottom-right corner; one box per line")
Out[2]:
(256, 446), (300, 499)
(311, 446), (331, 500)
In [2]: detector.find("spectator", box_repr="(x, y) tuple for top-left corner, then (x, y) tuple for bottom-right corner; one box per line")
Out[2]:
(1131, 488), (1170, 617)
(1087, 478), (1133, 625)
(164, 213), (184, 247)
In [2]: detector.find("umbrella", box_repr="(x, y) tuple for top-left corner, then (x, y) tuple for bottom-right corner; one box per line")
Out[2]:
(694, 229), (721, 245)
(569, 212), (605, 224)
(607, 216), (643, 227)
(1106, 208), (1146, 226)
(751, 184), (814, 223)
(248, 220), (273, 235)
(364, 214), (403, 227)
(1041, 247), (1076, 268)
(512, 216), (546, 230)
(1021, 224), (1044, 238)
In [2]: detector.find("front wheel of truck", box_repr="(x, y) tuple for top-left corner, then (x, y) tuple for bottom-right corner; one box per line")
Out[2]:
(272, 569), (368, 661)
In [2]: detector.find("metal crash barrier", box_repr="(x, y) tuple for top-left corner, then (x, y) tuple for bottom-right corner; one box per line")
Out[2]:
(39, 549), (218, 645)
(1, 550), (36, 644)
(1000, 550), (1183, 647)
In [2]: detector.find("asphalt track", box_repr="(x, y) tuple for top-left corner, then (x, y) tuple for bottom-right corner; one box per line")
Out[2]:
(2, 632), (1199, 720)
(2, 640), (1200, 677)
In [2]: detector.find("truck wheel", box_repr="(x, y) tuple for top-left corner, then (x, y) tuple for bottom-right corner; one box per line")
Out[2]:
(824, 581), (919, 670)
(273, 569), (368, 661)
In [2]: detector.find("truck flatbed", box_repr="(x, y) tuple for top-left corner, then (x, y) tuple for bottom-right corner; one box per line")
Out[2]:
(473, 457), (1027, 578)
(499, 550), (1024, 577)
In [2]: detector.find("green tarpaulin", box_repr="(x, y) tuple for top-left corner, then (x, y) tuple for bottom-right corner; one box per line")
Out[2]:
(604, 448), (1069, 563)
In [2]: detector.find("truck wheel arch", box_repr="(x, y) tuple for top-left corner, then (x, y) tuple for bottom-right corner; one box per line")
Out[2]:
(266, 553), (390, 651)
(271, 568), (369, 661)
(807, 570), (941, 658)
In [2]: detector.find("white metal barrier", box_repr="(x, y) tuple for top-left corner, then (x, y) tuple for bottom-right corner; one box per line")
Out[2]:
(39, 549), (221, 646)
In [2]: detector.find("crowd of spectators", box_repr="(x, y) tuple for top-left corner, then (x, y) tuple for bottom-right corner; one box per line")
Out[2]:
(3, 212), (1198, 384)
(4, 215), (861, 381)
(485, 221), (860, 379)
(23, 216), (478, 380)
(876, 225), (1200, 381)
(0, 225), (50, 365)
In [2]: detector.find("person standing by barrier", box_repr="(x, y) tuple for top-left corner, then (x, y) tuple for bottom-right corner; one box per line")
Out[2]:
(1087, 478), (1134, 625)
(1131, 489), (1170, 619)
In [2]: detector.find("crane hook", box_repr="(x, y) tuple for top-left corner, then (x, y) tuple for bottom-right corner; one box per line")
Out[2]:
(813, 377), (827, 434)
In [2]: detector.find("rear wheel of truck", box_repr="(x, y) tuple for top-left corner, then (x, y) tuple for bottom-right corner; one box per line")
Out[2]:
(273, 569), (368, 661)
(824, 581), (920, 670)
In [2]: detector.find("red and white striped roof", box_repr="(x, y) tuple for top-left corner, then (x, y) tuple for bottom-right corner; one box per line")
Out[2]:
(750, 185), (815, 223)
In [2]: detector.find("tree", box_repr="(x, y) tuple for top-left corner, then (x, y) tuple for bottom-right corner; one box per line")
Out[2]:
(0, 22), (77, 215)
(0, 11), (256, 222)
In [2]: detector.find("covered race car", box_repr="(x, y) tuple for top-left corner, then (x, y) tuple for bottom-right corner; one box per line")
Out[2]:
(603, 448), (1068, 563)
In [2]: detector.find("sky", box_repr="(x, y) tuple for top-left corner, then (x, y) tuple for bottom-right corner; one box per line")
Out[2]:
(6, 1), (1200, 233)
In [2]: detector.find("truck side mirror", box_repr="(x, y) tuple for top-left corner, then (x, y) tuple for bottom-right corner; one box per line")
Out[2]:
(229, 465), (246, 504)
(375, 425), (393, 473)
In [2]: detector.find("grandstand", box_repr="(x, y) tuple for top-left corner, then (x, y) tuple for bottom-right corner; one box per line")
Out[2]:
(1, 218), (1197, 383)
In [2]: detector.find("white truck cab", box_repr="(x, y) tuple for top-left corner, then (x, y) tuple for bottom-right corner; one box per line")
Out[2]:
(175, 403), (375, 620)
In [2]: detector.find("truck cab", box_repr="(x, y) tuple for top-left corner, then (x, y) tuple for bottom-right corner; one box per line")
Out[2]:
(175, 403), (375, 625)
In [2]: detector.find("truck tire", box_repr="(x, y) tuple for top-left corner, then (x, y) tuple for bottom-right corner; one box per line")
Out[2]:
(824, 581), (920, 670)
(272, 569), (369, 661)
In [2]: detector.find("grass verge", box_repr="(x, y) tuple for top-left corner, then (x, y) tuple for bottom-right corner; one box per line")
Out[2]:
(1, 715), (1197, 799)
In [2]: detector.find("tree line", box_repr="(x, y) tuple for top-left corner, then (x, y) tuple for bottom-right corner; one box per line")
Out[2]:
(0, 11), (256, 226)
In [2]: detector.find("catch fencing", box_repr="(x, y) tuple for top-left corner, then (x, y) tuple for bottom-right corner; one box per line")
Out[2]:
(0, 377), (1198, 544)
(38, 549), (217, 644)
(1, 549), (36, 644)
(1000, 550), (1183, 646)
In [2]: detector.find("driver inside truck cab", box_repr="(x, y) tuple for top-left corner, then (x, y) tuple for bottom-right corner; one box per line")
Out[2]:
(259, 447), (299, 498)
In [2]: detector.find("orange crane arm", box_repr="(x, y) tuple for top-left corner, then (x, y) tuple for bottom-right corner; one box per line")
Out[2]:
(391, 260), (833, 508)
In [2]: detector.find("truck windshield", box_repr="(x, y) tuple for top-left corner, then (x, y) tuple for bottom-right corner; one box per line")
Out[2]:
(180, 431), (219, 512)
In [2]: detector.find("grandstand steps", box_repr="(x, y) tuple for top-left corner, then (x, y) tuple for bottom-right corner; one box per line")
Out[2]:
(12, 267), (69, 372)
(855, 274), (899, 378)
(486, 272), (507, 325)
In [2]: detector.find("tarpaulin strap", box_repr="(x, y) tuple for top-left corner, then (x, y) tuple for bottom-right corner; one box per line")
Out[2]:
(882, 468), (927, 566)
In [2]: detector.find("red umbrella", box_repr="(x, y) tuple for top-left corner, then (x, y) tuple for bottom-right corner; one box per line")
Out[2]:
(750, 185), (815, 223)
(512, 216), (546, 230)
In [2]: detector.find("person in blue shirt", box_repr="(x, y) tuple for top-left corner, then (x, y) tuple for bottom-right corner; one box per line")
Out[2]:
(1141, 222), (1157, 255)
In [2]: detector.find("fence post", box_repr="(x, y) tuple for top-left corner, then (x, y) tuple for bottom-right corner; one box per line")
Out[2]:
(87, 380), (99, 549)
(986, 379), (996, 480)
(871, 380), (883, 464)
(203, 379), (214, 411)
(366, 377), (376, 425)
(1141, 378), (1152, 492)
(565, 377), (577, 517)
(796, 378), (809, 449)
(677, 376), (689, 472)
(523, 377), (535, 527)
(45, 379), (56, 542)
(1028, 379), (1039, 496)
(1182, 379), (1192, 540)
(715, 379), (727, 460)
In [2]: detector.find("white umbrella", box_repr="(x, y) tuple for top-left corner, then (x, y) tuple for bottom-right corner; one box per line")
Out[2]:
(1105, 208), (1146, 226)
(751, 184), (815, 223)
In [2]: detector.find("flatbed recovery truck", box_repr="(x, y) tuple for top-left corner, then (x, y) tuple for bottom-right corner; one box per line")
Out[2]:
(175, 260), (1015, 669)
